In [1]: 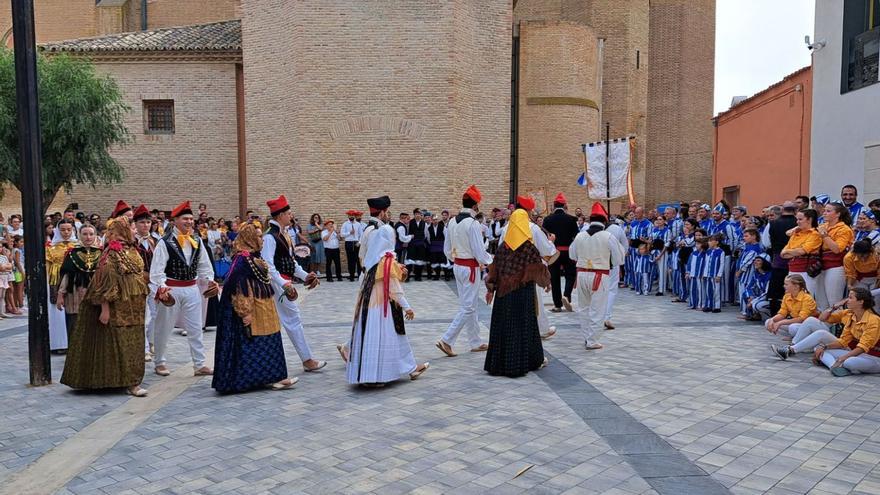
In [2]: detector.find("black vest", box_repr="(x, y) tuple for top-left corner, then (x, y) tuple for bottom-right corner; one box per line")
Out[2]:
(429, 222), (446, 243)
(409, 219), (427, 245)
(394, 221), (408, 249)
(162, 232), (201, 281)
(267, 223), (298, 277)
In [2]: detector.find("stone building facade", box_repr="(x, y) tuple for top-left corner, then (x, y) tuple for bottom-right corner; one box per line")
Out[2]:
(0, 0), (715, 218)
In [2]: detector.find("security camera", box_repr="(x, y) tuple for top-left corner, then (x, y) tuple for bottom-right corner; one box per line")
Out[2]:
(805, 35), (826, 51)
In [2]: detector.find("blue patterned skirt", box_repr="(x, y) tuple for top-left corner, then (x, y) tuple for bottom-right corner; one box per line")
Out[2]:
(212, 302), (288, 394)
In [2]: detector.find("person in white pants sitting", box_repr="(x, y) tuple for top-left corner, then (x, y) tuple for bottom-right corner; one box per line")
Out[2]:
(770, 287), (880, 376)
(765, 274), (817, 339)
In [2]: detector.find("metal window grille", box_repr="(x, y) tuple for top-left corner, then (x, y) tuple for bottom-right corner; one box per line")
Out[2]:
(143, 100), (175, 134)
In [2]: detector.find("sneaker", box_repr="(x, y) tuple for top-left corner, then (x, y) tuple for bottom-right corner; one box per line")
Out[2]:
(770, 344), (790, 361)
(830, 367), (852, 377)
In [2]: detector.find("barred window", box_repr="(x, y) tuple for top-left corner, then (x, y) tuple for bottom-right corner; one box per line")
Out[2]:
(143, 100), (175, 134)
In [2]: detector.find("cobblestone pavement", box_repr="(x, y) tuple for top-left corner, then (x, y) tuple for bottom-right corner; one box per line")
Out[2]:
(1, 279), (878, 494)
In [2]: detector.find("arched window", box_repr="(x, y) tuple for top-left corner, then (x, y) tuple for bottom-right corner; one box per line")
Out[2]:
(1, 27), (12, 49)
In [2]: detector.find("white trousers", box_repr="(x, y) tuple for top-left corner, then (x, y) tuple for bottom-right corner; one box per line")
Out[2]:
(577, 271), (610, 347)
(791, 329), (880, 373)
(271, 280), (313, 362)
(153, 285), (207, 368)
(814, 266), (846, 311)
(442, 265), (483, 349)
(853, 277), (877, 292)
(788, 316), (828, 345)
(536, 284), (551, 332)
(655, 255), (667, 294)
(144, 285), (157, 354)
(606, 265), (620, 321)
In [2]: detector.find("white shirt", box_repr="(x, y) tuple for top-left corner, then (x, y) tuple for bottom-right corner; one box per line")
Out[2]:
(358, 217), (382, 267)
(605, 223), (628, 266)
(206, 229), (222, 250)
(6, 226), (23, 237)
(761, 224), (772, 250)
(322, 228), (340, 249)
(569, 223), (627, 270)
(341, 220), (361, 242)
(261, 220), (309, 287)
(443, 209), (493, 265)
(149, 227), (214, 288)
(396, 224), (413, 243)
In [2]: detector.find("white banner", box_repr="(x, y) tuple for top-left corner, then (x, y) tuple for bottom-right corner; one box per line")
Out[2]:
(582, 138), (634, 202)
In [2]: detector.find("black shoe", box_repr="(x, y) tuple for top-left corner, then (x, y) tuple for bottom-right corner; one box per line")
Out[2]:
(702, 308), (711, 312)
(770, 344), (790, 361)
(655, 292), (663, 296)
(337, 278), (343, 282)
(712, 309), (721, 313)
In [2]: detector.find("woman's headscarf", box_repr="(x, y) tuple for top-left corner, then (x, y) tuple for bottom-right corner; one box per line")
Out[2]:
(233, 223), (262, 254)
(364, 224), (396, 270)
(503, 209), (533, 251)
(106, 216), (134, 246)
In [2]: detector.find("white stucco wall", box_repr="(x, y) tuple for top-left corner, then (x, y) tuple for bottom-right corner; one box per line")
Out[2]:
(810, 0), (880, 201)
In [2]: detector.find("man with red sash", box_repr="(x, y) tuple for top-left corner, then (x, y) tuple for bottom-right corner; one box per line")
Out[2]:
(262, 195), (327, 372)
(133, 204), (157, 362)
(542, 192), (580, 312)
(570, 202), (626, 350)
(436, 185), (493, 357)
(151, 201), (217, 376)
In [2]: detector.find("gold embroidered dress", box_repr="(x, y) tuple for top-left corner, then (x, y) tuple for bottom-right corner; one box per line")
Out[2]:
(61, 244), (149, 389)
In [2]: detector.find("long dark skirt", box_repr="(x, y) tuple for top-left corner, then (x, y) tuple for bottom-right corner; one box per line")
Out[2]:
(484, 282), (545, 378)
(61, 302), (144, 390)
(212, 301), (287, 394)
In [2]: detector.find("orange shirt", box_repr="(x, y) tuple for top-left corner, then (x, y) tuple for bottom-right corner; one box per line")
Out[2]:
(821, 222), (854, 252)
(843, 252), (880, 281)
(784, 228), (822, 255)
(777, 290), (818, 319)
(827, 309), (880, 355)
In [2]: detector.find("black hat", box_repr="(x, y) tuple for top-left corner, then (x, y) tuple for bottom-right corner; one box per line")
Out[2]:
(367, 195), (391, 213)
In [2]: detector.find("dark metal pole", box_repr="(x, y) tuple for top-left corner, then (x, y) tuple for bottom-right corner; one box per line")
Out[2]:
(11, 0), (51, 386)
(604, 122), (611, 213)
(141, 0), (148, 31)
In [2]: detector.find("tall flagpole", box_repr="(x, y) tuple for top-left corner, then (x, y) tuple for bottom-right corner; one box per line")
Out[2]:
(604, 122), (611, 213)
(11, 0), (51, 386)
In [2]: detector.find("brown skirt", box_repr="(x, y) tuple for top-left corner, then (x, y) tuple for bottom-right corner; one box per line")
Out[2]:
(60, 301), (144, 390)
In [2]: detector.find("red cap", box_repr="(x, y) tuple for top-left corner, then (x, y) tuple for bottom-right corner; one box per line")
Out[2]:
(345, 209), (358, 216)
(324, 220), (334, 227)
(516, 195), (536, 211)
(133, 204), (151, 222)
(171, 200), (193, 218)
(554, 192), (567, 205)
(111, 200), (131, 218)
(463, 184), (482, 203)
(266, 195), (290, 216)
(590, 201), (608, 221)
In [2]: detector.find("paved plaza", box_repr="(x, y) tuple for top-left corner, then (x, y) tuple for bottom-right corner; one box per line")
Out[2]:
(1, 280), (879, 494)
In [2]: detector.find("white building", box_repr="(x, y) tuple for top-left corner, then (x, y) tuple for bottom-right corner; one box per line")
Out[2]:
(811, 0), (880, 201)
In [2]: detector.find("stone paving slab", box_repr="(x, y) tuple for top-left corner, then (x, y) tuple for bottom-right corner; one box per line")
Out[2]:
(1, 279), (878, 493)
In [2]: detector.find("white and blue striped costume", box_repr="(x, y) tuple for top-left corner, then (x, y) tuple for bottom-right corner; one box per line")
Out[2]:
(626, 219), (652, 288)
(686, 248), (706, 309)
(651, 226), (672, 294)
(736, 243), (764, 315)
(707, 219), (738, 304)
(701, 247), (725, 310)
(671, 233), (693, 300)
(744, 270), (771, 320)
(855, 228), (880, 247)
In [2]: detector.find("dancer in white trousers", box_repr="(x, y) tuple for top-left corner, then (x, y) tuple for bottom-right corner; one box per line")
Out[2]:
(604, 220), (628, 329)
(500, 195), (557, 339)
(262, 194), (327, 372)
(151, 201), (217, 377)
(569, 203), (626, 350)
(770, 287), (880, 376)
(133, 204), (157, 362)
(436, 185), (493, 357)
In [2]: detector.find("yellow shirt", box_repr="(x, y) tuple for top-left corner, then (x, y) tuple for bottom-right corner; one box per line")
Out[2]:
(778, 291), (817, 319)
(827, 309), (880, 354)
(784, 229), (822, 255)
(822, 222), (854, 252)
(843, 251), (880, 281)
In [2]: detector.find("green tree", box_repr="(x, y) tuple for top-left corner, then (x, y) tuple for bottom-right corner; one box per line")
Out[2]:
(0, 49), (130, 213)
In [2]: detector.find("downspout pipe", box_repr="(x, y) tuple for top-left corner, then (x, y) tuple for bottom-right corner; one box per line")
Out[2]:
(141, 0), (148, 31)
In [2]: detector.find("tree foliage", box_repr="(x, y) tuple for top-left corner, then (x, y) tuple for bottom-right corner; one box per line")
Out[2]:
(0, 49), (131, 213)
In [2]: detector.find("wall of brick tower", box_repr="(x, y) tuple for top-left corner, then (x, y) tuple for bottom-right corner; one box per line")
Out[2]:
(124, 0), (241, 32)
(514, 0), (650, 214)
(0, 0), (102, 44)
(242, 0), (511, 220)
(646, 0), (715, 206)
(517, 20), (600, 214)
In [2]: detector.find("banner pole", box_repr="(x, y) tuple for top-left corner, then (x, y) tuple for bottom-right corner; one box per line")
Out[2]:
(604, 122), (611, 213)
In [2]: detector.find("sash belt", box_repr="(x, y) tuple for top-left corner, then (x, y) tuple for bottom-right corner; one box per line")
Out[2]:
(576, 268), (609, 291)
(166, 279), (196, 287)
(454, 258), (479, 283)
